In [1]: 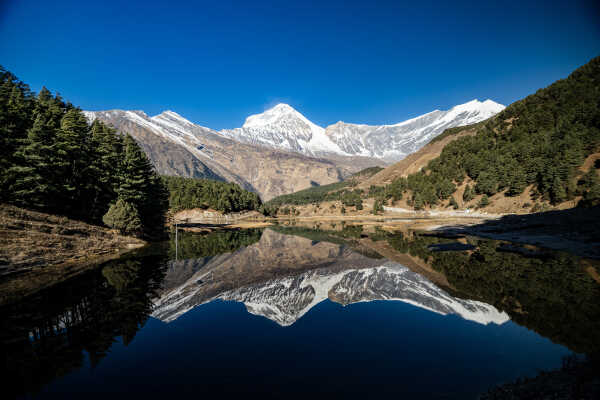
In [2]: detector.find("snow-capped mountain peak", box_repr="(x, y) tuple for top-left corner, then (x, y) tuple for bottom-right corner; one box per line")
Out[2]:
(243, 103), (299, 128)
(221, 103), (346, 156)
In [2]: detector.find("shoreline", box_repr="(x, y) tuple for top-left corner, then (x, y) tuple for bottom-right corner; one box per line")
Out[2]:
(0, 204), (147, 306)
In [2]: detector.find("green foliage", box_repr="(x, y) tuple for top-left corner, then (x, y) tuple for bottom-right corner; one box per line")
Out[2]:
(430, 239), (600, 354)
(0, 66), (168, 238)
(475, 170), (499, 195)
(382, 56), (600, 208)
(478, 194), (490, 208)
(162, 175), (261, 214)
(259, 203), (279, 217)
(102, 198), (143, 235)
(428, 120), (487, 144)
(531, 202), (552, 213)
(0, 67), (34, 202)
(341, 189), (363, 208)
(578, 171), (600, 207)
(169, 229), (263, 259)
(372, 198), (384, 214)
(449, 196), (459, 209)
(463, 185), (474, 202)
(265, 167), (382, 208)
(412, 192), (424, 210)
(352, 166), (384, 177)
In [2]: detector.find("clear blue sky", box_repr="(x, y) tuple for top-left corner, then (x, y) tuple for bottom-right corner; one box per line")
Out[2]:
(1, 0), (599, 129)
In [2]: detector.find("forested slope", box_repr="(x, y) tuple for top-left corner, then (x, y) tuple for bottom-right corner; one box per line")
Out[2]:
(367, 56), (600, 210)
(263, 167), (383, 212)
(162, 175), (262, 213)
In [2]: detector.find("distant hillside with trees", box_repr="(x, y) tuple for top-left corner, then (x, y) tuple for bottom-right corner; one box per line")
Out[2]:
(369, 56), (600, 210)
(262, 167), (383, 213)
(162, 175), (262, 213)
(1, 67), (168, 238)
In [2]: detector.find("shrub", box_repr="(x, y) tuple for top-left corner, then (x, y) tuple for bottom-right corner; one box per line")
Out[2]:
(102, 198), (142, 235)
(463, 185), (474, 202)
(531, 202), (552, 213)
(372, 198), (384, 215)
(478, 195), (490, 208)
(449, 197), (459, 209)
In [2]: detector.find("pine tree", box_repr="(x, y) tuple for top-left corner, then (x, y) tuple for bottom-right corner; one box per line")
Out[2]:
(11, 113), (59, 210)
(118, 135), (168, 237)
(478, 194), (490, 208)
(0, 68), (34, 201)
(449, 196), (459, 209)
(413, 193), (424, 210)
(463, 185), (474, 202)
(1, 67), (170, 237)
(102, 198), (142, 235)
(89, 120), (124, 221)
(372, 198), (384, 214)
(507, 168), (528, 196)
(551, 176), (567, 204)
(118, 135), (151, 204)
(54, 108), (91, 217)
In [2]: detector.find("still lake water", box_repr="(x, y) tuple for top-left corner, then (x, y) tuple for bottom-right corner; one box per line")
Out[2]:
(2, 222), (599, 399)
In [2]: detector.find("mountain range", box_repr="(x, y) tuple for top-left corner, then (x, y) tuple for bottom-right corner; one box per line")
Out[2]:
(222, 99), (504, 162)
(85, 99), (504, 200)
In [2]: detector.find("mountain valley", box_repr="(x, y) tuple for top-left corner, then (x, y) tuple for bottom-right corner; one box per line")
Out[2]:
(85, 98), (505, 201)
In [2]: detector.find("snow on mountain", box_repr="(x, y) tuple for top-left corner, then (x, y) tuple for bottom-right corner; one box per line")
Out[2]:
(220, 103), (346, 156)
(220, 99), (504, 162)
(86, 98), (504, 166)
(84, 109), (219, 161)
(323, 99), (506, 162)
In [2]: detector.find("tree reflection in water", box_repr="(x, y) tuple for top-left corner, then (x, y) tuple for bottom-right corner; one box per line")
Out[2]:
(0, 255), (167, 398)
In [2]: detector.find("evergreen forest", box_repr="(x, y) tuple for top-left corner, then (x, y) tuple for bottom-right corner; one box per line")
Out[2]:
(162, 175), (262, 213)
(0, 66), (168, 238)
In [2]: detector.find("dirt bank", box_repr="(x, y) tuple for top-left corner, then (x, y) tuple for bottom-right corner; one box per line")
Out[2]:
(0, 204), (146, 305)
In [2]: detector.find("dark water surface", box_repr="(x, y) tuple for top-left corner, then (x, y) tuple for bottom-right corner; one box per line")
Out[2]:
(2, 223), (599, 399)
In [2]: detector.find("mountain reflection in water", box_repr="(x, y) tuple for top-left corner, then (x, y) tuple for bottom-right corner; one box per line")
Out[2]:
(1, 223), (599, 399)
(153, 228), (508, 326)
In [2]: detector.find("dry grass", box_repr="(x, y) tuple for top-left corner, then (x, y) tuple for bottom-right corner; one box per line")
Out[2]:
(0, 204), (148, 306)
(0, 204), (146, 277)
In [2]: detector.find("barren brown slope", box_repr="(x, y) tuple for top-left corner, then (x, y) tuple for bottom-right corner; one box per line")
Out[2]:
(359, 124), (480, 188)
